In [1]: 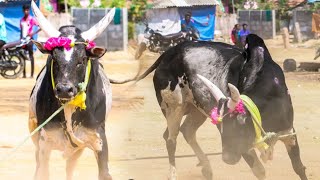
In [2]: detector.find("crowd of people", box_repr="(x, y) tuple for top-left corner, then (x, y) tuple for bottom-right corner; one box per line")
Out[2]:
(231, 23), (250, 48)
(0, 4), (40, 78)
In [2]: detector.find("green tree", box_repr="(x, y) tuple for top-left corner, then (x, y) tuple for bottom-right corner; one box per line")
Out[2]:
(128, 0), (152, 22)
(104, 0), (126, 8)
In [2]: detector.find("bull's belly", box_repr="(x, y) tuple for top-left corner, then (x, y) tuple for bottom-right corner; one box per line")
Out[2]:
(39, 126), (102, 159)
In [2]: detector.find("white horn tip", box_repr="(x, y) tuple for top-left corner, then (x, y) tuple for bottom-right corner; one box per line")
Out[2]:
(228, 83), (240, 101)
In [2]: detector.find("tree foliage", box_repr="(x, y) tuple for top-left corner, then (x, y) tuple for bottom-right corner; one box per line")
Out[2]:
(128, 0), (152, 22)
(104, 0), (126, 8)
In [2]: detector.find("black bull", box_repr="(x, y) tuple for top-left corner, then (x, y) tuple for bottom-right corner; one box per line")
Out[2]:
(135, 34), (307, 180)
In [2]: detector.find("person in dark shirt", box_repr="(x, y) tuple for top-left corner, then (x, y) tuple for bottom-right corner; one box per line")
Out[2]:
(239, 23), (251, 46)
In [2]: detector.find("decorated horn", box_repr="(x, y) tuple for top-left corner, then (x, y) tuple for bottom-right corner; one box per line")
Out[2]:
(81, 8), (116, 41)
(31, 1), (60, 37)
(227, 83), (241, 110)
(197, 74), (226, 102)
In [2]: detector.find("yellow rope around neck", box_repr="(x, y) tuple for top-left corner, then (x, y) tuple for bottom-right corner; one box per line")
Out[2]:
(240, 95), (269, 150)
(51, 59), (91, 110)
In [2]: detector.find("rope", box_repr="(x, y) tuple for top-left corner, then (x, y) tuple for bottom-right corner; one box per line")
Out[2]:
(1, 59), (92, 161)
(240, 95), (296, 150)
(0, 104), (66, 161)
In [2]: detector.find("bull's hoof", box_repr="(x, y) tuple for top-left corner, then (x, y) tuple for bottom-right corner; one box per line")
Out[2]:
(296, 166), (308, 180)
(196, 161), (204, 167)
(201, 166), (213, 180)
(99, 174), (112, 180)
(168, 165), (177, 180)
(252, 161), (266, 180)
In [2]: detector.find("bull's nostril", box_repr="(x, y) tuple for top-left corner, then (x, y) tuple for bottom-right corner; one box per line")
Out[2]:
(68, 87), (73, 93)
(56, 87), (61, 93)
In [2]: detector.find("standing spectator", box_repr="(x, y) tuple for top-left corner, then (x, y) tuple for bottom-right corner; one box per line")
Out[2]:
(181, 12), (195, 32)
(181, 12), (199, 40)
(20, 4), (40, 78)
(0, 12), (6, 49)
(231, 24), (241, 47)
(239, 23), (250, 47)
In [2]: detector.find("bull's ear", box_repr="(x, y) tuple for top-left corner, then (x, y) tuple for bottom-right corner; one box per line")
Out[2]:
(32, 40), (51, 54)
(88, 46), (106, 59)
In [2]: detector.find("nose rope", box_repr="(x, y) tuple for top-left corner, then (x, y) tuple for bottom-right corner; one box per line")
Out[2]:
(240, 95), (296, 151)
(51, 59), (91, 110)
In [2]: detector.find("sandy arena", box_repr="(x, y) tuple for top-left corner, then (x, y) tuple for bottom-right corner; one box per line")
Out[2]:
(0, 39), (320, 180)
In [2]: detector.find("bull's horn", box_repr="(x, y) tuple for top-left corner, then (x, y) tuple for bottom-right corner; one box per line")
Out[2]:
(81, 8), (116, 41)
(197, 74), (226, 102)
(31, 1), (60, 37)
(227, 83), (240, 110)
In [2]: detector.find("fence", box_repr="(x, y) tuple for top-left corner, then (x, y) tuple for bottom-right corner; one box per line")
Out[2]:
(238, 10), (276, 39)
(71, 8), (128, 51)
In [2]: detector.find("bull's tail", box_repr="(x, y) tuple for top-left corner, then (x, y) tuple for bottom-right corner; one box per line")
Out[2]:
(134, 53), (163, 83)
(109, 46), (173, 84)
(109, 77), (138, 84)
(106, 56), (143, 84)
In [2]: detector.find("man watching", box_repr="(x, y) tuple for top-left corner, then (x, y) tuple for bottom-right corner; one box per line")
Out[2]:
(20, 4), (40, 78)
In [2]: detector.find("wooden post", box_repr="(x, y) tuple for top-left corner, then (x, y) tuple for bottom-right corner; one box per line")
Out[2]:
(294, 22), (302, 43)
(282, 27), (290, 49)
(64, 0), (68, 13)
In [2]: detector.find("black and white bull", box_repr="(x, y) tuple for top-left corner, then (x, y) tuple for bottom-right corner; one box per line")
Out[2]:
(28, 2), (120, 180)
(135, 34), (307, 180)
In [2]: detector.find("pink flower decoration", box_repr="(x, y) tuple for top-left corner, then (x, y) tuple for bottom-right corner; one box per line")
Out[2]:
(210, 107), (220, 125)
(231, 100), (246, 115)
(43, 37), (96, 51)
(86, 40), (96, 50)
(210, 100), (246, 125)
(44, 37), (72, 51)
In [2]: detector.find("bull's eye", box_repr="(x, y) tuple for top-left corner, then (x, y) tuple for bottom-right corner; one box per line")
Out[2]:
(76, 61), (84, 68)
(237, 115), (246, 125)
(76, 58), (86, 68)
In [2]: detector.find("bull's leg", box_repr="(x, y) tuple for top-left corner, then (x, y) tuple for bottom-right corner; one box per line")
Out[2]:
(66, 148), (84, 180)
(34, 134), (52, 180)
(180, 109), (212, 180)
(163, 106), (184, 180)
(282, 129), (307, 180)
(242, 150), (266, 180)
(95, 127), (112, 180)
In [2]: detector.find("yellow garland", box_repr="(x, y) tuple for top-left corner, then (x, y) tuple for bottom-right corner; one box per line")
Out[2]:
(240, 95), (269, 150)
(51, 59), (91, 110)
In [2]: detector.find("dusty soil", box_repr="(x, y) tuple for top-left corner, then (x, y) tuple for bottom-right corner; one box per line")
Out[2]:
(0, 42), (320, 180)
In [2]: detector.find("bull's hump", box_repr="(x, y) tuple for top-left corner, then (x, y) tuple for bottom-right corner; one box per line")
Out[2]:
(59, 25), (82, 36)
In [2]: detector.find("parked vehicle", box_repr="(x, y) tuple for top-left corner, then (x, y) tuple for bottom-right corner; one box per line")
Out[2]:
(135, 22), (199, 59)
(0, 37), (33, 79)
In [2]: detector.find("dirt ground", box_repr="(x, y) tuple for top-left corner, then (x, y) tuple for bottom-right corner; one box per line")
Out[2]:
(1, 40), (320, 180)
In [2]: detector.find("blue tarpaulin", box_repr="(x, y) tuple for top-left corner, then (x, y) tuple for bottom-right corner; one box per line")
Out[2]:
(179, 6), (216, 41)
(0, 0), (39, 44)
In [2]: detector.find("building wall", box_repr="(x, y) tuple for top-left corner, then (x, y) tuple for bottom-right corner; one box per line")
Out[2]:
(215, 13), (237, 38)
(238, 10), (276, 39)
(293, 10), (313, 40)
(71, 8), (128, 51)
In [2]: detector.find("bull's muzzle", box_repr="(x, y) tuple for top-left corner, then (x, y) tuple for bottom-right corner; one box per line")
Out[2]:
(55, 83), (77, 99)
(222, 148), (242, 165)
